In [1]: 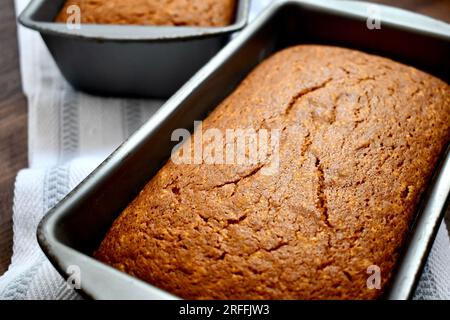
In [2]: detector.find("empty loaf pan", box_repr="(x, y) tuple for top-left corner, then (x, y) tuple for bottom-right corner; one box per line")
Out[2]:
(36, 0), (450, 299)
(18, 0), (250, 98)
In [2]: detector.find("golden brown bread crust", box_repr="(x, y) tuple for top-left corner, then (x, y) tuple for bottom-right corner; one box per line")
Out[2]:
(55, 0), (236, 27)
(94, 45), (450, 299)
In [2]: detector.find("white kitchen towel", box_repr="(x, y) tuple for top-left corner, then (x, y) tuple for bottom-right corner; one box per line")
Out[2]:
(1, 0), (449, 300)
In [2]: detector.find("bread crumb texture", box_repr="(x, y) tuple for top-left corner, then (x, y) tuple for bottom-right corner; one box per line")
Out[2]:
(55, 0), (236, 27)
(95, 45), (450, 299)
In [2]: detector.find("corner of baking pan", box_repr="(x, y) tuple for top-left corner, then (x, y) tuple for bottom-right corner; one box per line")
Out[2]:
(18, 0), (250, 41)
(279, 0), (450, 40)
(36, 231), (181, 300)
(35, 165), (182, 300)
(386, 147), (450, 300)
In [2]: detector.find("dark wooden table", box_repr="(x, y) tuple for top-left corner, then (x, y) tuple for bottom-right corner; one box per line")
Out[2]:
(0, 0), (28, 276)
(0, 0), (449, 276)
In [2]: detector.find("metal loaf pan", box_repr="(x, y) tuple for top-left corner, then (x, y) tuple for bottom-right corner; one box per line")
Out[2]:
(18, 0), (250, 98)
(36, 0), (450, 300)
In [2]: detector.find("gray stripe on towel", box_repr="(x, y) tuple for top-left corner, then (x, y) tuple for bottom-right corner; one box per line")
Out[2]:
(122, 100), (143, 139)
(1, 166), (79, 299)
(59, 84), (79, 162)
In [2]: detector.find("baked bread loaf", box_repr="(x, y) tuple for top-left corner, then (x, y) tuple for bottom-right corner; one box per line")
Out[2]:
(55, 0), (236, 27)
(95, 45), (450, 299)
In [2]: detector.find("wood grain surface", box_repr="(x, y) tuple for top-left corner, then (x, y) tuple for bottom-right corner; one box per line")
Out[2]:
(0, 0), (448, 276)
(0, 0), (28, 276)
